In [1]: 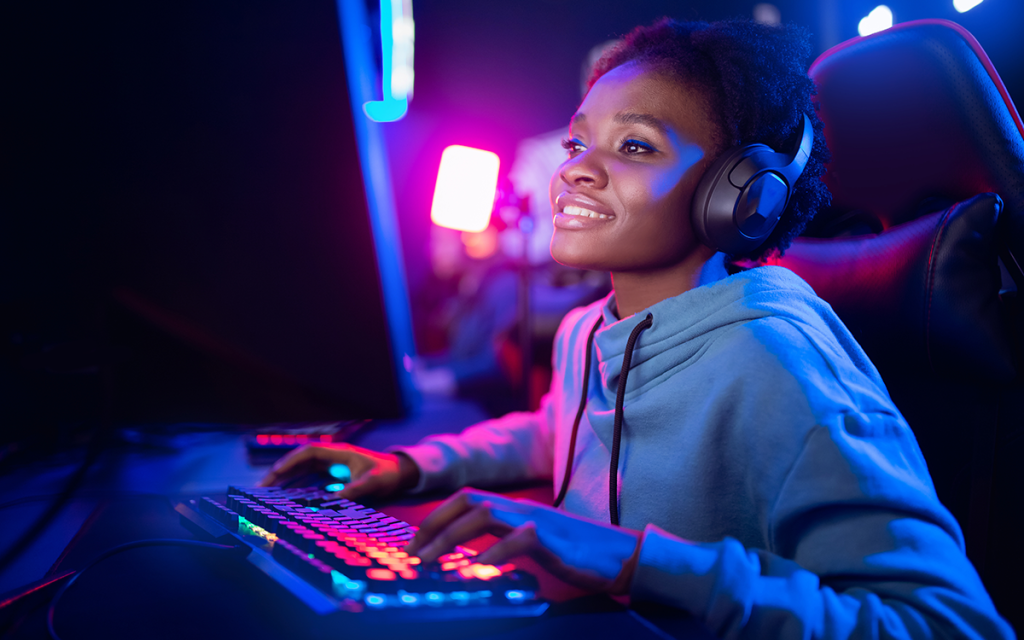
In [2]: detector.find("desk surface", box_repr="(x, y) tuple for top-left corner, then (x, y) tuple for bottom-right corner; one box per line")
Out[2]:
(0, 399), (712, 639)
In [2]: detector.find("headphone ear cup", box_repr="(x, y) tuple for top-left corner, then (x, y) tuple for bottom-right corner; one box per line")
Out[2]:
(691, 113), (812, 255)
(733, 171), (790, 238)
(691, 143), (776, 255)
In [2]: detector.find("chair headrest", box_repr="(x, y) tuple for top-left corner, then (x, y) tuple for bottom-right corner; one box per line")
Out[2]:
(770, 193), (1013, 381)
(809, 19), (1024, 241)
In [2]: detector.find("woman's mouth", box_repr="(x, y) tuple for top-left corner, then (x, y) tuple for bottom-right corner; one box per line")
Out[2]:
(553, 204), (615, 230)
(561, 205), (614, 220)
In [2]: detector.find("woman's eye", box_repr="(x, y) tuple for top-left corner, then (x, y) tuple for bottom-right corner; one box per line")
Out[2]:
(621, 139), (654, 154)
(561, 138), (585, 156)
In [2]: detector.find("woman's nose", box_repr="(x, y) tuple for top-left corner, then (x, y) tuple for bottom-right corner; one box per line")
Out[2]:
(559, 151), (608, 189)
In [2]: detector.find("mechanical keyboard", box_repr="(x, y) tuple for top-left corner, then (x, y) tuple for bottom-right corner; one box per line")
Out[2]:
(176, 486), (547, 620)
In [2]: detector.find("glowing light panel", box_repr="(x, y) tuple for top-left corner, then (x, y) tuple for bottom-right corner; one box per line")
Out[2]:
(953, 0), (983, 11)
(430, 146), (500, 233)
(858, 6), (893, 36)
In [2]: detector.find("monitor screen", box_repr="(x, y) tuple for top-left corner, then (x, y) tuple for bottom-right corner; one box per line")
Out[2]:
(4, 0), (414, 428)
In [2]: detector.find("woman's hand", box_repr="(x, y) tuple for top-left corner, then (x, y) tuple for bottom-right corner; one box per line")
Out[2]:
(405, 488), (642, 594)
(257, 443), (420, 500)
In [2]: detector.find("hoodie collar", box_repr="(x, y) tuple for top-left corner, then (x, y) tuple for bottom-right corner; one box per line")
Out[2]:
(597, 253), (731, 360)
(591, 258), (816, 398)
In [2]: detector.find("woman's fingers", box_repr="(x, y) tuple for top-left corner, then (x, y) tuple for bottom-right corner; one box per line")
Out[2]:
(335, 473), (383, 501)
(408, 497), (514, 563)
(475, 522), (615, 592)
(416, 502), (509, 564)
(258, 444), (361, 487)
(474, 522), (540, 566)
(404, 491), (476, 557)
(257, 445), (319, 487)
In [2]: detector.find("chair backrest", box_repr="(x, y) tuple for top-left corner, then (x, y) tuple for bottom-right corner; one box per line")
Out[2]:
(810, 19), (1024, 247)
(771, 19), (1023, 625)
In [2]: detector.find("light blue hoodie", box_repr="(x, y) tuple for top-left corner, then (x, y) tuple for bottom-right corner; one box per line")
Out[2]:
(399, 257), (1013, 638)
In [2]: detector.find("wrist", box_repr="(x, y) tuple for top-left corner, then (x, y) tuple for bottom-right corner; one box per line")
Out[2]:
(394, 451), (421, 493)
(610, 530), (645, 595)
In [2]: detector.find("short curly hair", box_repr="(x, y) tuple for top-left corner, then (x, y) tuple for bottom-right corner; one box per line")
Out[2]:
(591, 19), (831, 262)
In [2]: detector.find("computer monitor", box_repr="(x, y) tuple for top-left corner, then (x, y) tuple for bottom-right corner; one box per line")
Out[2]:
(3, 0), (416, 429)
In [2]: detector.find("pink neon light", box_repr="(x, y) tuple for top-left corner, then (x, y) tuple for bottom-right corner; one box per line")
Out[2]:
(430, 145), (500, 233)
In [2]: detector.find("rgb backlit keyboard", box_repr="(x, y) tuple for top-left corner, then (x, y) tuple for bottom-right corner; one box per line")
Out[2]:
(185, 486), (544, 618)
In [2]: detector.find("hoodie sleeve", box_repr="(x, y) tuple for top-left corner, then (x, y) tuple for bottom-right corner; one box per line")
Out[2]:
(392, 394), (556, 494)
(629, 410), (1015, 640)
(391, 302), (600, 495)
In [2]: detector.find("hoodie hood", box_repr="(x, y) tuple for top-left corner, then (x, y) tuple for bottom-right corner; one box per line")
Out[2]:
(591, 256), (881, 408)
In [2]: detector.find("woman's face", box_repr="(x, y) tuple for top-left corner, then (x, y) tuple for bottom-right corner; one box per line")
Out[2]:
(549, 62), (717, 272)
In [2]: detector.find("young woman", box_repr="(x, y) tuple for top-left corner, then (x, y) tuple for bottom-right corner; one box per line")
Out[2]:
(262, 19), (1011, 638)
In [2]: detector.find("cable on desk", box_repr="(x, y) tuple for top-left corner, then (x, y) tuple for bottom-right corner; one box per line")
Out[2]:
(47, 538), (243, 640)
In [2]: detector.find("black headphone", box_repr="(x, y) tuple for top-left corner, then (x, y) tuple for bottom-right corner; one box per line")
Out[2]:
(691, 113), (813, 255)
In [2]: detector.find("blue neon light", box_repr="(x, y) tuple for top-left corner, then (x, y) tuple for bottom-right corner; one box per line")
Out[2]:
(336, 0), (420, 413)
(364, 98), (408, 122)
(363, 0), (411, 122)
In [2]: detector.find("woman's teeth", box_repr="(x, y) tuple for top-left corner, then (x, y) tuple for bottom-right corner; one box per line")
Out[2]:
(562, 205), (612, 220)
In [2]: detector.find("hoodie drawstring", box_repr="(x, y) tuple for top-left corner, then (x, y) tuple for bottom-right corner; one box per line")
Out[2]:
(552, 312), (654, 527)
(609, 313), (653, 525)
(552, 316), (603, 509)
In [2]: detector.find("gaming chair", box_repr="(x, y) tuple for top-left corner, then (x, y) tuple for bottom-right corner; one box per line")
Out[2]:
(770, 19), (1024, 624)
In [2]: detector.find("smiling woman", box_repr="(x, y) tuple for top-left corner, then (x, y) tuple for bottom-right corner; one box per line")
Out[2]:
(262, 18), (1013, 638)
(550, 62), (714, 315)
